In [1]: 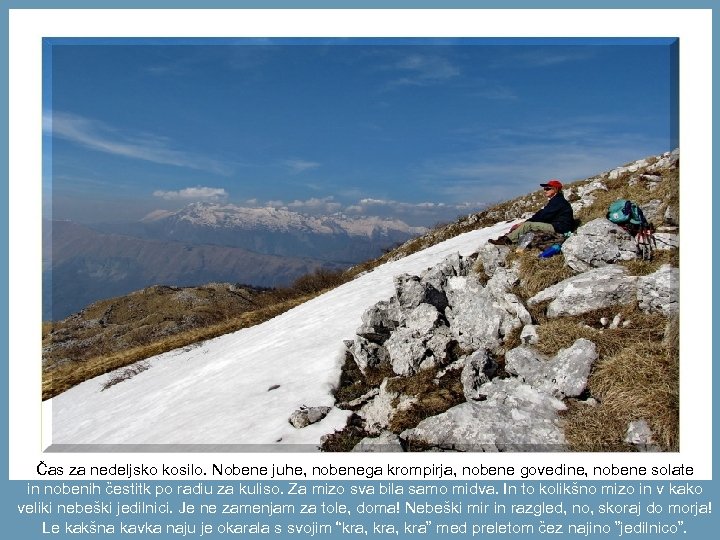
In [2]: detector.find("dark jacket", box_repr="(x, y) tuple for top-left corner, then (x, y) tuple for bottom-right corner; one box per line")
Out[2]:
(529, 191), (575, 233)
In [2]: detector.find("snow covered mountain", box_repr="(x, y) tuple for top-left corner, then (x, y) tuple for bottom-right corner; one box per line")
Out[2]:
(127, 202), (428, 262)
(142, 202), (427, 238)
(47, 221), (508, 449)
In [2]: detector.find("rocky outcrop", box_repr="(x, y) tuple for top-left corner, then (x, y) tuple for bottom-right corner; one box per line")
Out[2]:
(528, 266), (638, 317)
(346, 252), (530, 380)
(331, 149), (680, 453)
(342, 251), (608, 451)
(400, 378), (568, 452)
(505, 339), (597, 399)
(561, 218), (639, 272)
(526, 263), (679, 319)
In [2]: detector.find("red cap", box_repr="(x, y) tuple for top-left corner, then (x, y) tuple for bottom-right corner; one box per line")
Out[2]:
(540, 179), (563, 190)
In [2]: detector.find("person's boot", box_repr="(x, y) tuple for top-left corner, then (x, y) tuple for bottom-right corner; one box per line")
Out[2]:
(488, 235), (512, 245)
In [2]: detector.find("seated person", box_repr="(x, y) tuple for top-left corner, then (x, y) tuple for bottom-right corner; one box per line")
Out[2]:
(489, 179), (574, 245)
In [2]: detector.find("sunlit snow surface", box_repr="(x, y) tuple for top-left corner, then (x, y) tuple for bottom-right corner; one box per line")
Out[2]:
(49, 222), (510, 450)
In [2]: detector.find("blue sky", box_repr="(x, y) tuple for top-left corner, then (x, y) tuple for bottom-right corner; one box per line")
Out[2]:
(43, 38), (678, 226)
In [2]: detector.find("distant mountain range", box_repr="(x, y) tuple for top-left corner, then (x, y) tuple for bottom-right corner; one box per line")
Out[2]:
(43, 204), (427, 320)
(97, 202), (427, 262)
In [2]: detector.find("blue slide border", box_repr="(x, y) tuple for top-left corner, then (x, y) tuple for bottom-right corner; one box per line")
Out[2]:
(1, 1), (715, 537)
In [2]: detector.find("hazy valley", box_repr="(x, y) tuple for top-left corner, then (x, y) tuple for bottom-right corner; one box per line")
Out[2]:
(43, 204), (426, 320)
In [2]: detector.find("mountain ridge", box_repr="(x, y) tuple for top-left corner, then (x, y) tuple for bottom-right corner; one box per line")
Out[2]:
(140, 201), (428, 238)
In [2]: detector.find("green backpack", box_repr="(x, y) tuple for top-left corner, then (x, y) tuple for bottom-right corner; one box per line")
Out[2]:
(607, 199), (655, 260)
(607, 199), (647, 226)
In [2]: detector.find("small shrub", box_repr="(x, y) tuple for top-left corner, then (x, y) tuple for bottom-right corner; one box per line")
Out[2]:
(319, 414), (367, 452)
(333, 351), (393, 406)
(386, 367), (465, 433)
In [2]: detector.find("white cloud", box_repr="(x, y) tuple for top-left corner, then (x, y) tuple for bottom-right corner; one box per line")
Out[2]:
(285, 196), (342, 213)
(359, 197), (393, 206)
(44, 111), (233, 175)
(284, 159), (321, 173)
(153, 186), (228, 201)
(348, 197), (483, 226)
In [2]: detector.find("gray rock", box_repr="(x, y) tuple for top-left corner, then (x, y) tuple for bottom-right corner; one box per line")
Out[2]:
(289, 406), (332, 429)
(424, 326), (456, 366)
(460, 349), (496, 401)
(528, 266), (638, 318)
(653, 233), (679, 251)
(576, 179), (608, 199)
(404, 303), (442, 335)
(475, 244), (511, 278)
(356, 300), (399, 343)
(520, 324), (539, 346)
(384, 327), (430, 376)
(485, 265), (520, 295)
(571, 180), (608, 212)
(637, 265), (679, 315)
(505, 339), (598, 398)
(561, 218), (639, 272)
(663, 205), (679, 226)
(419, 252), (473, 291)
(401, 378), (567, 452)
(445, 274), (528, 352)
(647, 149), (679, 172)
(624, 419), (660, 452)
(608, 158), (649, 179)
(639, 199), (663, 225)
(350, 336), (389, 374)
(352, 431), (405, 452)
(394, 274), (448, 312)
(360, 379), (416, 435)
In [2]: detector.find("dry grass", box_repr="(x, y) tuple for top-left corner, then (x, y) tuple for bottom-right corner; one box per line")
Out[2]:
(541, 307), (678, 451)
(333, 351), (394, 407)
(42, 295), (310, 400)
(563, 335), (679, 451)
(43, 266), (354, 400)
(510, 249), (576, 299)
(534, 304), (667, 358)
(319, 414), (368, 452)
(620, 249), (680, 275)
(386, 366), (466, 433)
